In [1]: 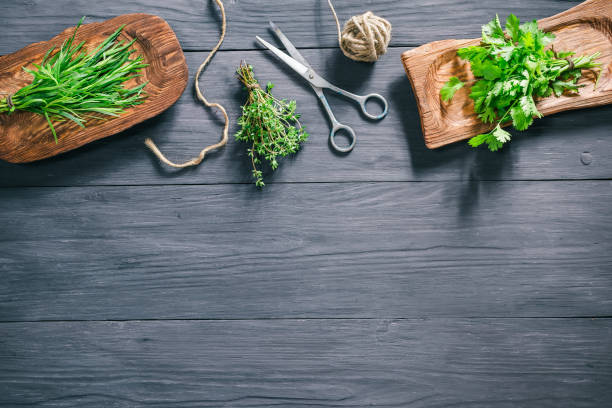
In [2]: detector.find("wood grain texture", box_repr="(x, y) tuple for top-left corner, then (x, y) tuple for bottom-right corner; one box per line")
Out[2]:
(1, 181), (611, 321)
(2, 2), (612, 406)
(0, 48), (611, 187)
(1, 319), (611, 407)
(0, 0), (583, 53)
(0, 14), (188, 163)
(402, 0), (612, 149)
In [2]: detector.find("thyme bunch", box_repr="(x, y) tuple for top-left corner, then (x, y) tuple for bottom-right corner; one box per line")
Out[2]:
(235, 62), (308, 187)
(0, 17), (148, 143)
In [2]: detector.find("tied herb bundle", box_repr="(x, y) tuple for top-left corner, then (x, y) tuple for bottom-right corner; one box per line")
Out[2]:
(0, 17), (148, 143)
(235, 62), (308, 187)
(441, 14), (601, 151)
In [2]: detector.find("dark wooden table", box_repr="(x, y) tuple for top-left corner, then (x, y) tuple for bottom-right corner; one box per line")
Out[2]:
(1, 1), (611, 406)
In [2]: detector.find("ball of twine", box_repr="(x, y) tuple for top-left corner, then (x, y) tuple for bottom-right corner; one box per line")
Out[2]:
(328, 1), (392, 63)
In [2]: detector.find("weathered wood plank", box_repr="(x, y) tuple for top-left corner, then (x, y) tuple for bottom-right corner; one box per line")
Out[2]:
(0, 0), (583, 53)
(1, 318), (611, 407)
(1, 181), (611, 321)
(1, 48), (611, 186)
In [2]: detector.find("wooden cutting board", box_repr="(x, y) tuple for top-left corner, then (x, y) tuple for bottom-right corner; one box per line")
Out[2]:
(0, 14), (188, 163)
(401, 0), (612, 149)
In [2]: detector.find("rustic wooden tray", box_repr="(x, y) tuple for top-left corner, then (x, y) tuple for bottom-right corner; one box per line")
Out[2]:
(0, 14), (188, 163)
(401, 0), (612, 149)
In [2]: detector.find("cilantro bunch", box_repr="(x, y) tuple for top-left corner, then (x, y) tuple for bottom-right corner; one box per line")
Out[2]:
(235, 62), (308, 187)
(441, 14), (601, 151)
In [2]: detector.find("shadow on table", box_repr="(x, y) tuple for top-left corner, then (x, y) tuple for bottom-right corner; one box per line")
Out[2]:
(0, 109), (180, 187)
(388, 74), (514, 221)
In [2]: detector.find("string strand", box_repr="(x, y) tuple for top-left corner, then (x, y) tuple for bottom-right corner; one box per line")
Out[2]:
(145, 0), (229, 168)
(0, 92), (13, 110)
(327, 0), (343, 45)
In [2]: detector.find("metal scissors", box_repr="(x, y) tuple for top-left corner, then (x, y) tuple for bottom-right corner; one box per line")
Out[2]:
(256, 21), (388, 153)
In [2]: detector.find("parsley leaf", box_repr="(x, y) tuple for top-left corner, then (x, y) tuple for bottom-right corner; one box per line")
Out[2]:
(482, 62), (502, 80)
(552, 80), (580, 97)
(440, 76), (465, 102)
(505, 14), (521, 42)
(482, 15), (506, 45)
(468, 126), (510, 151)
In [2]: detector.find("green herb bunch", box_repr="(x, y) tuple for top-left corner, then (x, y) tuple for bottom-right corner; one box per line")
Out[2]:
(235, 62), (308, 187)
(441, 14), (600, 151)
(0, 17), (148, 142)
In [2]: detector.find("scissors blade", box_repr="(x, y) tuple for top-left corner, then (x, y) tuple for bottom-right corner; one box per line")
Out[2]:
(256, 36), (309, 78)
(268, 21), (312, 69)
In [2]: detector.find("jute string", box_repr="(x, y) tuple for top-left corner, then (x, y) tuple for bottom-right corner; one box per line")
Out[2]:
(145, 0), (229, 168)
(0, 92), (14, 109)
(552, 46), (575, 71)
(327, 0), (392, 62)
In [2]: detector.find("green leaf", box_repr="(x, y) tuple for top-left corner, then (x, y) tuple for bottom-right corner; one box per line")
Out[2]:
(457, 46), (488, 62)
(491, 125), (512, 144)
(495, 45), (515, 61)
(468, 128), (506, 151)
(519, 20), (539, 37)
(440, 76), (465, 102)
(482, 61), (502, 80)
(519, 95), (541, 119)
(510, 95), (540, 131)
(520, 31), (535, 49)
(468, 133), (488, 148)
(505, 14), (521, 42)
(469, 126), (510, 151)
(469, 80), (491, 112)
(552, 80), (579, 97)
(479, 106), (497, 123)
(510, 104), (531, 131)
(524, 56), (538, 73)
(536, 31), (555, 49)
(482, 15), (506, 45)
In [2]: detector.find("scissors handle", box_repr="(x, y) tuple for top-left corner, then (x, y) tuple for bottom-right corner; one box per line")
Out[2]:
(356, 93), (389, 120)
(329, 123), (357, 153)
(328, 93), (387, 152)
(323, 82), (388, 121)
(316, 91), (356, 153)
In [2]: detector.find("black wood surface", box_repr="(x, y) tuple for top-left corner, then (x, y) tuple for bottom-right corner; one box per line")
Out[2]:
(0, 0), (582, 53)
(1, 181), (611, 321)
(1, 319), (611, 407)
(1, 0), (611, 406)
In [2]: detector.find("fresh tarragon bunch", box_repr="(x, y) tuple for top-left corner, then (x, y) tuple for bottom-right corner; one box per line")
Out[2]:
(0, 17), (148, 143)
(441, 14), (601, 151)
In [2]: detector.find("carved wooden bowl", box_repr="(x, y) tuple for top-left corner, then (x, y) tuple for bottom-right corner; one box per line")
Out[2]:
(0, 14), (188, 163)
(402, 0), (612, 149)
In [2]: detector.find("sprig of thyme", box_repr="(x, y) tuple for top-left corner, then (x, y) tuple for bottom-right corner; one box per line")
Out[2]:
(0, 17), (148, 143)
(235, 62), (308, 187)
(441, 14), (601, 151)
